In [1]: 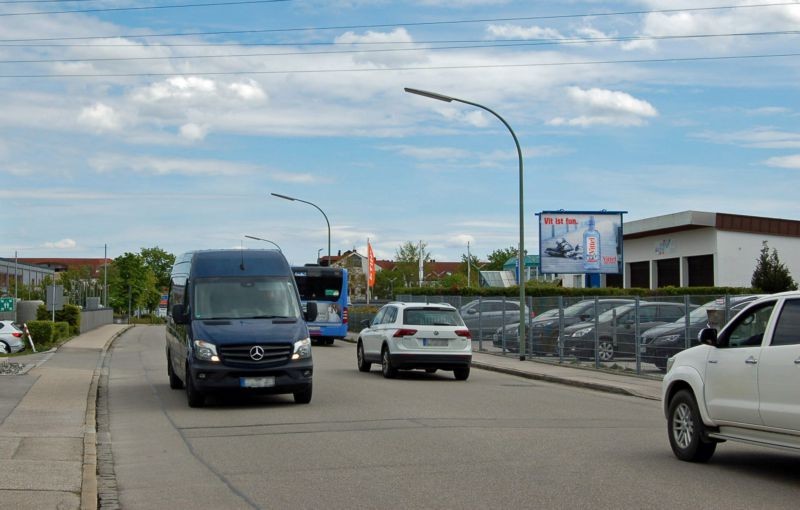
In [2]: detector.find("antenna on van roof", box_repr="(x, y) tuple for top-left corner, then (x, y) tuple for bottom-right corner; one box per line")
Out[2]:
(240, 241), (246, 271)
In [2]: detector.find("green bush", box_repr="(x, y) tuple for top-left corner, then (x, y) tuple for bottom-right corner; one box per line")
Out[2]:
(36, 304), (82, 335)
(26, 321), (54, 349)
(129, 315), (166, 325)
(54, 321), (70, 340)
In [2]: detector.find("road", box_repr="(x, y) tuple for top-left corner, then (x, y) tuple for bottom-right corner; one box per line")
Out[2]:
(106, 326), (800, 509)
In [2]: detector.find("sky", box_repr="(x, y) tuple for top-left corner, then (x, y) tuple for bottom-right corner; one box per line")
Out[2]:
(2, 0), (800, 266)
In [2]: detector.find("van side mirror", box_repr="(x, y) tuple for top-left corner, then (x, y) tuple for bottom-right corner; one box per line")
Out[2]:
(171, 304), (188, 325)
(304, 301), (318, 322)
(698, 328), (718, 347)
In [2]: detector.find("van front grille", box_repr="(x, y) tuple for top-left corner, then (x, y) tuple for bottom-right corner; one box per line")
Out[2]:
(218, 343), (292, 366)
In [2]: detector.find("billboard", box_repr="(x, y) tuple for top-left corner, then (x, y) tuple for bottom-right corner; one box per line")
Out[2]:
(538, 211), (624, 274)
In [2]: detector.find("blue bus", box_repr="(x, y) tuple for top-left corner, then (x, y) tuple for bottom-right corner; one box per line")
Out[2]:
(292, 265), (349, 345)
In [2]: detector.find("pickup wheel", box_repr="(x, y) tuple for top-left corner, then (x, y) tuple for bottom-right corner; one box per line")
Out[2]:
(357, 342), (371, 372)
(668, 389), (716, 462)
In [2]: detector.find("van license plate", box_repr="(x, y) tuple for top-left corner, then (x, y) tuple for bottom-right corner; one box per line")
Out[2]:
(240, 377), (275, 388)
(423, 338), (447, 347)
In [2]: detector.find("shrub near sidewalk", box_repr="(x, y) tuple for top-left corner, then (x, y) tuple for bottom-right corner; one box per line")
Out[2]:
(25, 320), (72, 351)
(36, 303), (82, 335)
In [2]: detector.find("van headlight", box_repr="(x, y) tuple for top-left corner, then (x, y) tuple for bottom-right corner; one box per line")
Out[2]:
(193, 340), (220, 362)
(292, 338), (312, 360)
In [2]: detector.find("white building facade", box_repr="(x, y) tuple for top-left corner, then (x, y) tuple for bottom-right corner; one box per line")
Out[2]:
(622, 211), (800, 289)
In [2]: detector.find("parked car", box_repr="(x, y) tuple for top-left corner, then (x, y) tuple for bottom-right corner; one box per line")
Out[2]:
(0, 320), (26, 354)
(663, 292), (800, 462)
(460, 299), (531, 342)
(562, 302), (690, 362)
(357, 302), (472, 380)
(640, 295), (763, 371)
(494, 299), (636, 354)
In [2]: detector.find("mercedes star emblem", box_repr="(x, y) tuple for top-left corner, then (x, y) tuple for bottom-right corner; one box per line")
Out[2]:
(250, 345), (265, 361)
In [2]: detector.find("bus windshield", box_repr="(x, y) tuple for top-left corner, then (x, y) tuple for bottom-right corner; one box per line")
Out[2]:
(294, 272), (343, 303)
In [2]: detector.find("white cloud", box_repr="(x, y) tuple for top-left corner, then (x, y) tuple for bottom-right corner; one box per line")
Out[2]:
(384, 145), (471, 160)
(134, 76), (217, 102)
(270, 171), (318, 184)
(43, 238), (77, 249)
(78, 103), (121, 132)
(89, 154), (259, 176)
(486, 24), (565, 40)
(695, 128), (800, 149)
(764, 155), (800, 169)
(180, 123), (208, 141)
(228, 80), (267, 102)
(336, 27), (414, 45)
(549, 87), (658, 127)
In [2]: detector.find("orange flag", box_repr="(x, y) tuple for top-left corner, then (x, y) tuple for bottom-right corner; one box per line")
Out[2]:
(368, 241), (376, 287)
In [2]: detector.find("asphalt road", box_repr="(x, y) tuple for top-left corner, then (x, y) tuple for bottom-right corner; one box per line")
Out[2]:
(107, 326), (800, 510)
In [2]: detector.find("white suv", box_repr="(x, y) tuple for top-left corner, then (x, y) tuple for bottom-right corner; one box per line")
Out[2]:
(357, 302), (472, 380)
(662, 292), (800, 462)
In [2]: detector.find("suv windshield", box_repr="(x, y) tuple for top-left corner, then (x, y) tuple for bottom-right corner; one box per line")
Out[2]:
(193, 276), (301, 320)
(404, 308), (465, 326)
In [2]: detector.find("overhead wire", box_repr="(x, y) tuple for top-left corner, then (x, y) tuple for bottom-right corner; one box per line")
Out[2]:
(0, 30), (799, 64)
(0, 0), (289, 16)
(1, 51), (798, 78)
(0, 1), (797, 37)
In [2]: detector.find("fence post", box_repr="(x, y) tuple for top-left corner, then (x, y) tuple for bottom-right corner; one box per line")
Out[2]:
(684, 295), (691, 351)
(594, 296), (601, 369)
(634, 296), (641, 375)
(477, 296), (483, 352)
(558, 295), (564, 362)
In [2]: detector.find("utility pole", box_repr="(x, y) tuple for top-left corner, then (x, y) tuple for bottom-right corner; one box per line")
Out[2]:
(467, 241), (471, 288)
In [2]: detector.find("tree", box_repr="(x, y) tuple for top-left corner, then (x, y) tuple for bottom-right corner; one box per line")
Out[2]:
(460, 253), (481, 288)
(140, 246), (176, 290)
(485, 246), (518, 271)
(394, 241), (431, 287)
(751, 241), (798, 293)
(109, 252), (151, 315)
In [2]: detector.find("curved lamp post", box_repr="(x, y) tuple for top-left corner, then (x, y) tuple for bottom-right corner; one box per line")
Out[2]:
(271, 193), (331, 260)
(244, 235), (282, 251)
(404, 87), (527, 360)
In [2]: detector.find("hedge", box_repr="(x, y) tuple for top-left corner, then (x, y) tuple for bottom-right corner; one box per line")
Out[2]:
(37, 304), (82, 335)
(25, 320), (71, 351)
(394, 285), (754, 298)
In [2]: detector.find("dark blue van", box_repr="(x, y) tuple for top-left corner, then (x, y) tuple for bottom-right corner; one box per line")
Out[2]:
(165, 250), (317, 407)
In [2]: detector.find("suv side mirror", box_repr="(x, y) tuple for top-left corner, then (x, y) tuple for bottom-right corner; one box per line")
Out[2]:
(698, 328), (718, 347)
(304, 301), (318, 322)
(171, 304), (189, 325)
(467, 308), (477, 315)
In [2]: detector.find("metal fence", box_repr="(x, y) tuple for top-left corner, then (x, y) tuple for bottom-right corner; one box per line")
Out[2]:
(350, 293), (758, 377)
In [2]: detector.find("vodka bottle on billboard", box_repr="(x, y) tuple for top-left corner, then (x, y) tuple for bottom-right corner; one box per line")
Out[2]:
(583, 216), (601, 271)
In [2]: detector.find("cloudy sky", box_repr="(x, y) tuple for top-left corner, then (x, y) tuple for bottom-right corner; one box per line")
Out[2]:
(3, 0), (800, 265)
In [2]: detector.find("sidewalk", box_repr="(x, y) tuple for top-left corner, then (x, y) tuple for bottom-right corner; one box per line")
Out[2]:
(0, 324), (130, 510)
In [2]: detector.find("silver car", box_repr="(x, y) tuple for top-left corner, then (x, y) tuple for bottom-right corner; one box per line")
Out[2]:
(0, 321), (26, 354)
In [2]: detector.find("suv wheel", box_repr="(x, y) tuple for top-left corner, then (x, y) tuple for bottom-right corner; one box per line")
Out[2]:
(668, 389), (716, 462)
(357, 342), (371, 372)
(453, 367), (470, 381)
(381, 347), (397, 379)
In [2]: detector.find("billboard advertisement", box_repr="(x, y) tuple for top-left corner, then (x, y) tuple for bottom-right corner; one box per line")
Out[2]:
(538, 211), (624, 274)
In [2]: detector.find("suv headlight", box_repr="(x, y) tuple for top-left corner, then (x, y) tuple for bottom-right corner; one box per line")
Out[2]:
(666, 356), (675, 373)
(571, 327), (593, 337)
(193, 340), (219, 362)
(292, 338), (312, 360)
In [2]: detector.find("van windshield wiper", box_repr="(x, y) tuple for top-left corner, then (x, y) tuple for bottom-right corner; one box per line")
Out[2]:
(251, 315), (296, 320)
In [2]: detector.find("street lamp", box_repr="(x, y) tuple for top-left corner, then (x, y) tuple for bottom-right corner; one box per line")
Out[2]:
(244, 235), (282, 251)
(405, 87), (528, 360)
(270, 193), (331, 260)
(317, 248), (323, 263)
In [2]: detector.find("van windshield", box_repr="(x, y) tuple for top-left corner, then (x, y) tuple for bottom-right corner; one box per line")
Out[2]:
(193, 277), (301, 320)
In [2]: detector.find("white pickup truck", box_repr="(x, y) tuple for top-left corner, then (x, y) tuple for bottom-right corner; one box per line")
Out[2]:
(662, 291), (800, 462)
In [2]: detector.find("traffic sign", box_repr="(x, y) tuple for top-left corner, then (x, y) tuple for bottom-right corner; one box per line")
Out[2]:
(0, 297), (14, 312)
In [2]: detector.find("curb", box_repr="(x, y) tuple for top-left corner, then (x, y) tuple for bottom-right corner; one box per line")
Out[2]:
(469, 361), (661, 401)
(82, 325), (134, 510)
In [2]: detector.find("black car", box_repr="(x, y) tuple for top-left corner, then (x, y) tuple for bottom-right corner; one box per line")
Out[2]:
(562, 302), (690, 362)
(640, 295), (762, 370)
(493, 299), (635, 354)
